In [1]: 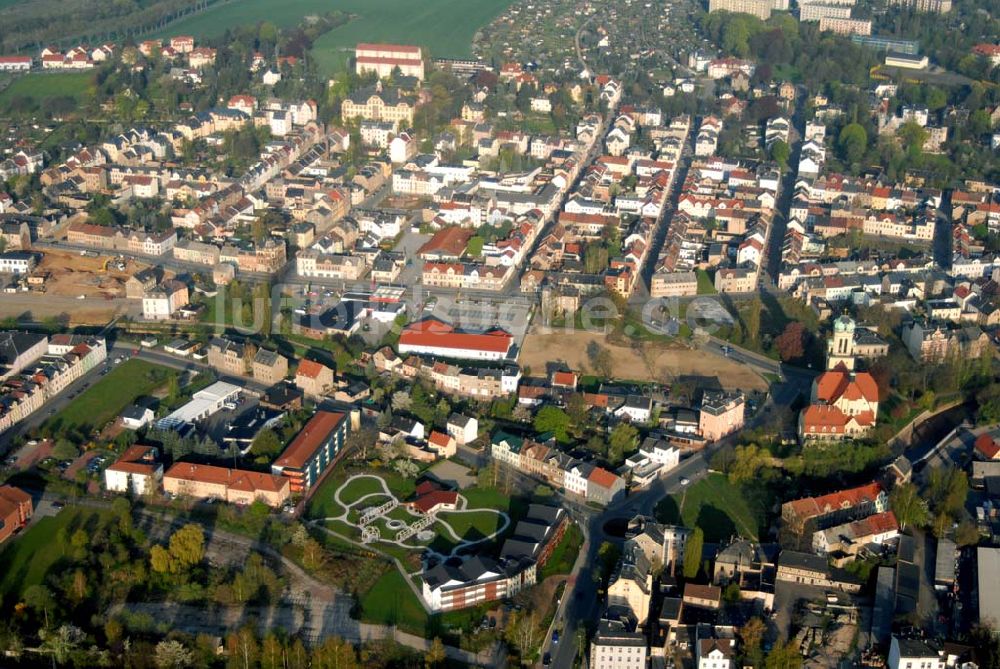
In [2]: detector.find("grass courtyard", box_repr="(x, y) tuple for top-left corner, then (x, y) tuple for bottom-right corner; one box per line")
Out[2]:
(655, 473), (765, 542)
(41, 359), (178, 437)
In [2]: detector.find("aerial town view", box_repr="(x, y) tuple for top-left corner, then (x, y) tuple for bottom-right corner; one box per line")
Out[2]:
(0, 0), (998, 666)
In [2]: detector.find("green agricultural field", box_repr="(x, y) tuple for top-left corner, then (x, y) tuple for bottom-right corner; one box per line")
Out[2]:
(149, 0), (513, 77)
(149, 0), (336, 39)
(310, 0), (514, 76)
(0, 507), (111, 597)
(655, 473), (764, 542)
(0, 72), (94, 113)
(42, 359), (178, 436)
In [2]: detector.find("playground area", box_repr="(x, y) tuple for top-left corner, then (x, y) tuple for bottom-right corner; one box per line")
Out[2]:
(315, 474), (511, 561)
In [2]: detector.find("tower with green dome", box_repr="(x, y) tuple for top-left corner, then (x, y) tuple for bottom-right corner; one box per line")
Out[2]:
(827, 313), (857, 370)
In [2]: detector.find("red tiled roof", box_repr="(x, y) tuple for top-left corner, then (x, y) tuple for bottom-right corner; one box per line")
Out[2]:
(273, 410), (345, 469)
(552, 370), (577, 387)
(814, 371), (879, 404)
(786, 482), (883, 521)
(587, 466), (620, 489)
(165, 462), (287, 493)
(976, 433), (1000, 459)
(398, 319), (513, 355)
(428, 431), (453, 448)
(410, 490), (458, 514)
(296, 358), (329, 380)
(417, 227), (474, 257)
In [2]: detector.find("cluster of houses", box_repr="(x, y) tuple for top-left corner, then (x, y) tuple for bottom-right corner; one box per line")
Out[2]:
(0, 332), (108, 434)
(0, 35), (220, 73)
(652, 149), (779, 296)
(520, 109), (683, 302)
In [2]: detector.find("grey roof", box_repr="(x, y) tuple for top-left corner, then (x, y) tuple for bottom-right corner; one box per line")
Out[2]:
(0, 331), (46, 367)
(779, 550), (828, 574)
(525, 504), (563, 526)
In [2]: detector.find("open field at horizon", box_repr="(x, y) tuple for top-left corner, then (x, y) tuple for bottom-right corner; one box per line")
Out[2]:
(147, 0), (512, 77)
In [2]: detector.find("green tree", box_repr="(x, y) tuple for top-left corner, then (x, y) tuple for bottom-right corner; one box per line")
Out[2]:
(838, 123), (868, 164)
(928, 466), (969, 517)
(155, 639), (196, 668)
(227, 626), (260, 669)
(683, 527), (704, 579)
(311, 636), (358, 668)
(769, 140), (790, 169)
(425, 637), (446, 667)
(890, 482), (928, 530)
(608, 423), (639, 466)
(251, 429), (283, 459)
(739, 617), (766, 666)
(534, 406), (572, 443)
(152, 524), (205, 574)
(955, 520), (981, 547)
(765, 640), (802, 669)
(729, 443), (767, 484)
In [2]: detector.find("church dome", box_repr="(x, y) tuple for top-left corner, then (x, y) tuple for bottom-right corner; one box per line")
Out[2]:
(833, 314), (855, 333)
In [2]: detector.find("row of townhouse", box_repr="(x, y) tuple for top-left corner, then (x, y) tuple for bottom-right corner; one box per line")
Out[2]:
(491, 430), (626, 505)
(173, 237), (286, 274)
(66, 221), (176, 256)
(0, 335), (108, 433)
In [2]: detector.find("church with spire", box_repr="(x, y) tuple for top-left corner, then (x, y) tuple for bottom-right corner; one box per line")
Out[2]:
(798, 314), (880, 441)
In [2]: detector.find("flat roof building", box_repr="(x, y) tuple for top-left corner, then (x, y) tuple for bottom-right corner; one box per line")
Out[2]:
(156, 380), (242, 429)
(271, 410), (349, 495)
(977, 547), (1000, 632)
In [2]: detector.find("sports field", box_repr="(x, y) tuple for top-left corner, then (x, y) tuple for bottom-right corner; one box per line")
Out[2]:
(0, 72), (93, 111)
(149, 0), (513, 77)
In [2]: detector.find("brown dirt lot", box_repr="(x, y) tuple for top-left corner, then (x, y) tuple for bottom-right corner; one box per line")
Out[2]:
(36, 249), (145, 299)
(519, 330), (767, 391)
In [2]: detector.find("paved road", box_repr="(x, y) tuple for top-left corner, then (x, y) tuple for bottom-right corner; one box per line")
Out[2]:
(0, 340), (137, 451)
(544, 345), (806, 667)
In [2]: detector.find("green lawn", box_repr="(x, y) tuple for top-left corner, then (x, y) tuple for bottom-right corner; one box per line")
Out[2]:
(307, 467), (418, 520)
(696, 269), (717, 295)
(0, 507), (110, 597)
(42, 359), (177, 436)
(540, 523), (583, 580)
(655, 473), (763, 542)
(0, 72), (94, 112)
(337, 476), (388, 506)
(461, 486), (517, 512)
(437, 509), (504, 541)
(359, 568), (429, 634)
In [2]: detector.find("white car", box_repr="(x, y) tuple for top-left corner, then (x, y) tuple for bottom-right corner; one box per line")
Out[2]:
(679, 477), (690, 486)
